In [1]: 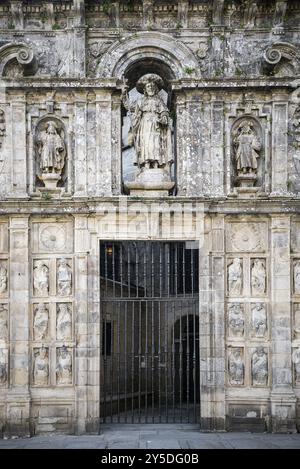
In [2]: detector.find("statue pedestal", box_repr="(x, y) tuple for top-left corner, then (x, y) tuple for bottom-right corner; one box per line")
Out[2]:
(125, 168), (175, 196)
(236, 171), (257, 188)
(39, 172), (61, 191)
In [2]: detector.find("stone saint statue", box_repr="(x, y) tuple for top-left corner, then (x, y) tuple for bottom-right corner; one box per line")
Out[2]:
(0, 264), (7, 295)
(56, 346), (72, 385)
(0, 305), (7, 342)
(57, 304), (72, 341)
(228, 348), (244, 385)
(228, 303), (244, 337)
(57, 258), (72, 296)
(251, 259), (266, 295)
(228, 258), (242, 295)
(294, 261), (300, 294)
(0, 348), (7, 385)
(34, 347), (49, 386)
(233, 120), (261, 174)
(124, 74), (173, 170)
(252, 346), (268, 385)
(252, 303), (267, 337)
(33, 303), (49, 341)
(37, 121), (66, 175)
(33, 261), (49, 296)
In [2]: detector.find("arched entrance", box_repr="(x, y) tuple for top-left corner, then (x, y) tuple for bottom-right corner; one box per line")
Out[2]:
(99, 240), (200, 424)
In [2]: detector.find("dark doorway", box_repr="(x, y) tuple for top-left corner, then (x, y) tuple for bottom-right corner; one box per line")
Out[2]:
(99, 240), (200, 424)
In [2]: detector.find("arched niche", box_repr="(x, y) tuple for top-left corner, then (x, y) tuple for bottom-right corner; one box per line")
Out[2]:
(120, 58), (177, 194)
(34, 116), (68, 191)
(231, 116), (264, 190)
(97, 32), (200, 79)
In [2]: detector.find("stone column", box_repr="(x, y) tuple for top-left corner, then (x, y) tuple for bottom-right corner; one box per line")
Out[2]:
(73, 93), (87, 196)
(111, 92), (122, 195)
(6, 216), (30, 436)
(174, 91), (188, 196)
(74, 215), (90, 434)
(95, 90), (113, 196)
(271, 92), (289, 194)
(73, 1), (86, 78)
(210, 98), (225, 196)
(270, 216), (296, 432)
(10, 92), (27, 198)
(200, 215), (226, 430)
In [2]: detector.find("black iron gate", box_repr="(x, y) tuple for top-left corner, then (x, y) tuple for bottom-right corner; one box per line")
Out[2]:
(99, 241), (200, 424)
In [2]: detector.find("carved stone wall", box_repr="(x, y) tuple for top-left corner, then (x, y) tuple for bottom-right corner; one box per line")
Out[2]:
(0, 0), (299, 435)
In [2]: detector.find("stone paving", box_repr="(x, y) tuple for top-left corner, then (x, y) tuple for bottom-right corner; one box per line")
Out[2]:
(0, 425), (300, 449)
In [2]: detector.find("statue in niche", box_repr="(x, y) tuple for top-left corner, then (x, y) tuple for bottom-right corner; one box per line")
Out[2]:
(252, 346), (268, 386)
(0, 348), (7, 385)
(294, 261), (300, 294)
(57, 303), (72, 341)
(33, 303), (49, 341)
(33, 347), (49, 386)
(251, 259), (266, 295)
(252, 303), (267, 338)
(212, 0), (224, 25)
(122, 74), (174, 195)
(0, 264), (7, 295)
(57, 258), (72, 296)
(228, 348), (244, 385)
(273, 0), (287, 27)
(244, 1), (258, 29)
(33, 261), (49, 296)
(36, 121), (66, 190)
(56, 345), (72, 385)
(228, 258), (243, 296)
(0, 305), (8, 341)
(233, 120), (261, 175)
(228, 303), (244, 337)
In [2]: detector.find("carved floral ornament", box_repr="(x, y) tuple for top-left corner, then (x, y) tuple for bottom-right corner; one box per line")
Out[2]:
(229, 223), (263, 252)
(263, 42), (300, 77)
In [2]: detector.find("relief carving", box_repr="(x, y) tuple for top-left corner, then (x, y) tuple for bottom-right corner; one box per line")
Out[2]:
(252, 346), (268, 386)
(252, 303), (267, 338)
(0, 348), (7, 385)
(0, 262), (7, 295)
(57, 258), (72, 297)
(40, 225), (66, 252)
(293, 347), (300, 384)
(294, 260), (300, 294)
(36, 120), (66, 191)
(0, 304), (8, 342)
(33, 303), (49, 341)
(56, 303), (72, 341)
(33, 346), (49, 386)
(33, 260), (49, 297)
(228, 258), (243, 296)
(294, 305), (300, 340)
(228, 348), (244, 385)
(56, 345), (72, 385)
(228, 303), (244, 337)
(251, 259), (266, 296)
(229, 223), (264, 252)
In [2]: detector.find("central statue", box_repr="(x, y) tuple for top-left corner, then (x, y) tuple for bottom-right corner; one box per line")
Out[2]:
(124, 73), (173, 170)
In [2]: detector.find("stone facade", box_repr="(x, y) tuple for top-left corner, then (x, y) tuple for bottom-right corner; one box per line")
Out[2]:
(0, 0), (300, 435)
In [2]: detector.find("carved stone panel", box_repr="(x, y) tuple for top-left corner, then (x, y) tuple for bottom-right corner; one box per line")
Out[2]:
(56, 303), (72, 341)
(32, 221), (73, 254)
(0, 304), (8, 342)
(0, 223), (8, 253)
(33, 303), (49, 342)
(56, 258), (72, 297)
(293, 347), (300, 385)
(251, 258), (267, 296)
(227, 303), (244, 337)
(0, 347), (8, 386)
(293, 260), (300, 295)
(33, 346), (49, 386)
(251, 303), (267, 338)
(228, 347), (244, 386)
(294, 304), (300, 340)
(226, 222), (267, 252)
(227, 258), (243, 296)
(251, 346), (268, 386)
(56, 346), (72, 385)
(291, 222), (300, 253)
(33, 260), (49, 297)
(0, 261), (8, 297)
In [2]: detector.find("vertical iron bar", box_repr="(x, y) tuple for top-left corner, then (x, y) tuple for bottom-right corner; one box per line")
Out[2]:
(110, 304), (113, 422)
(158, 299), (161, 423)
(172, 299), (175, 423)
(179, 303), (182, 423)
(103, 313), (107, 423)
(164, 299), (168, 423)
(193, 301), (196, 423)
(117, 300), (120, 423)
(145, 300), (148, 423)
(124, 301), (127, 423)
(186, 309), (190, 423)
(131, 300), (135, 423)
(138, 300), (142, 423)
